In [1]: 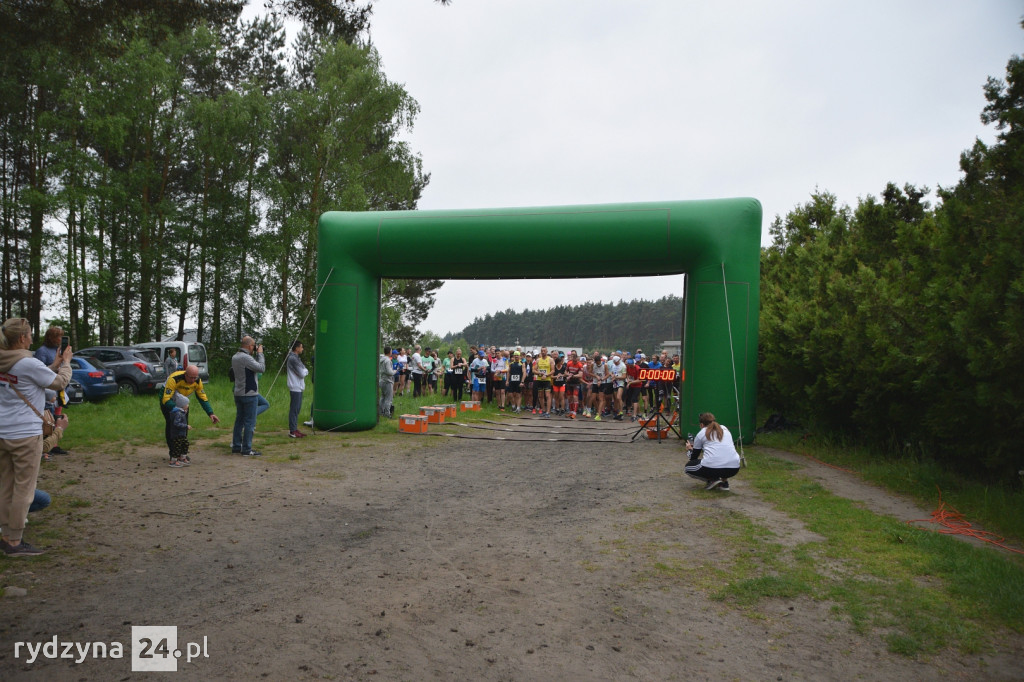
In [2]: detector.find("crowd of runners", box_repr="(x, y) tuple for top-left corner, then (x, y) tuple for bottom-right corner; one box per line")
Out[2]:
(387, 344), (681, 421)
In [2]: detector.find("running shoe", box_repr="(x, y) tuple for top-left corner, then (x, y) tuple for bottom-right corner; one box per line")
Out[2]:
(593, 414), (602, 421)
(704, 479), (723, 490)
(168, 458), (184, 468)
(242, 450), (263, 457)
(1, 539), (45, 556)
(569, 412), (576, 419)
(719, 480), (730, 491)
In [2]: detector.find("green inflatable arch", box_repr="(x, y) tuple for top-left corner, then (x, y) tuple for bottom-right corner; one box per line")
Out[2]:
(314, 198), (761, 442)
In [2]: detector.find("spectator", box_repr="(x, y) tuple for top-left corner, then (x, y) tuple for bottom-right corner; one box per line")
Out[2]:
(161, 365), (220, 465)
(378, 346), (396, 418)
(166, 396), (192, 468)
(287, 341), (309, 438)
(231, 337), (265, 457)
(164, 347), (180, 378)
(0, 318), (72, 556)
(685, 412), (741, 491)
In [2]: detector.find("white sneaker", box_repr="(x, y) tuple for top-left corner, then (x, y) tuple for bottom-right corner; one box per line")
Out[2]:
(303, 419), (313, 427)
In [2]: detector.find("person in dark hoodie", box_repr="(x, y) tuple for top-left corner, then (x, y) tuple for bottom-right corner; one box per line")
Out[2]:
(0, 318), (72, 556)
(231, 336), (266, 457)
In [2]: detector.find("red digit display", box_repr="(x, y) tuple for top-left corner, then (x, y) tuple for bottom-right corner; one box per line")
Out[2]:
(638, 368), (677, 381)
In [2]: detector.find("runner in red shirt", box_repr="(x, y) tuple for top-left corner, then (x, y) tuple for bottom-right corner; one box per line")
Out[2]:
(565, 350), (584, 419)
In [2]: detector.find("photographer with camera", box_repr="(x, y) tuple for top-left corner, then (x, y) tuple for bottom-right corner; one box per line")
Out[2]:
(684, 412), (741, 491)
(231, 336), (266, 457)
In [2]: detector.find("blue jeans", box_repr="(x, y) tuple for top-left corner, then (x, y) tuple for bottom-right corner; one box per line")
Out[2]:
(232, 395), (258, 453)
(288, 391), (303, 432)
(256, 394), (270, 416)
(30, 489), (50, 513)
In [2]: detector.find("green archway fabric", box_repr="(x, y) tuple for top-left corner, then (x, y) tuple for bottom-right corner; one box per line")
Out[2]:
(314, 198), (761, 441)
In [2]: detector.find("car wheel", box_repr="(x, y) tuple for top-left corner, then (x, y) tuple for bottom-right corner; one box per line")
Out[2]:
(117, 379), (138, 395)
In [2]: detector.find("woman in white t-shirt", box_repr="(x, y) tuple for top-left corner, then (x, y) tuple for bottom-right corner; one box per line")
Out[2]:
(0, 318), (72, 556)
(684, 412), (741, 491)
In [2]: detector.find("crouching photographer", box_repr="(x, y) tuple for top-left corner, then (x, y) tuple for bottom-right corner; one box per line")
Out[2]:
(684, 412), (741, 491)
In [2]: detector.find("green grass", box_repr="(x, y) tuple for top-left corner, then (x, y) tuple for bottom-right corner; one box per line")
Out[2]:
(610, 453), (1024, 656)
(754, 429), (1024, 546)
(60, 379), (506, 447)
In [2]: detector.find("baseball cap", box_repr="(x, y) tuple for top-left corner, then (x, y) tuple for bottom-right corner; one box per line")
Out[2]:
(391, 349), (398, 355)
(478, 350), (485, 356)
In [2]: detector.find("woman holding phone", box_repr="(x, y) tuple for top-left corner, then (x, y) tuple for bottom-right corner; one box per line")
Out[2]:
(0, 318), (72, 556)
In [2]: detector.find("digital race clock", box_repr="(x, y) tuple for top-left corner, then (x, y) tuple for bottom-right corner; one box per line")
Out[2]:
(637, 368), (678, 381)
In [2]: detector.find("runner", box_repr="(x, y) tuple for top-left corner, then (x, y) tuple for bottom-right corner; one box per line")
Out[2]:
(396, 347), (409, 396)
(580, 354), (595, 417)
(523, 353), (535, 411)
(507, 351), (524, 412)
(410, 345), (425, 397)
(590, 353), (609, 421)
(624, 355), (644, 421)
(469, 350), (489, 402)
(442, 350), (454, 397)
(420, 348), (435, 396)
(565, 350), (584, 419)
(608, 352), (628, 420)
(646, 353), (662, 412)
(491, 349), (508, 411)
(450, 348), (467, 404)
(533, 346), (554, 417)
(551, 352), (567, 415)
(486, 345), (497, 404)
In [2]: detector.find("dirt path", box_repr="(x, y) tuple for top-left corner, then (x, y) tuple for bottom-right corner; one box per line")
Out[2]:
(1, 424), (1021, 680)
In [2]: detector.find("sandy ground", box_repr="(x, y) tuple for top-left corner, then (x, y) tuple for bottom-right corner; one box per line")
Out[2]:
(0, 416), (1021, 681)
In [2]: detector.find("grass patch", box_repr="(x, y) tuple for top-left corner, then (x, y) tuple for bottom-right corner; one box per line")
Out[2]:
(606, 453), (1024, 656)
(744, 453), (1023, 652)
(755, 429), (1024, 545)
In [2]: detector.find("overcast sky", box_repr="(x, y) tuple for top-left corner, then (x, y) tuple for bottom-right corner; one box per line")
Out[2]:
(358, 1), (1022, 338)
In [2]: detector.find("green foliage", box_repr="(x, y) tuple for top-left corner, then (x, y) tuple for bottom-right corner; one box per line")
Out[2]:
(760, 30), (1024, 480)
(1, 6), (430, 352)
(451, 295), (683, 353)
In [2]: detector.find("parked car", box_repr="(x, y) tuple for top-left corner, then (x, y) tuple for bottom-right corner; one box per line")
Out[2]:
(134, 341), (211, 382)
(74, 346), (167, 395)
(69, 356), (118, 401)
(64, 379), (85, 405)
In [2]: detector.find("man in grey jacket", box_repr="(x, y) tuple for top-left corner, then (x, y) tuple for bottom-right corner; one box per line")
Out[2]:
(231, 336), (265, 457)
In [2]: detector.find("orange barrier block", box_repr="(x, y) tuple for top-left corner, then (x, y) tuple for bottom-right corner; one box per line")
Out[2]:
(420, 406), (446, 424)
(399, 414), (428, 434)
(460, 400), (481, 412)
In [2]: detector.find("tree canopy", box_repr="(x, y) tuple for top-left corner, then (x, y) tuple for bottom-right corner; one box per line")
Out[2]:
(759, 22), (1024, 479)
(1, 0), (435, 357)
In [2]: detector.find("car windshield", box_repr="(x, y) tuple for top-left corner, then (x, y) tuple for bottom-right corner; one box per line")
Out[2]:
(133, 349), (161, 364)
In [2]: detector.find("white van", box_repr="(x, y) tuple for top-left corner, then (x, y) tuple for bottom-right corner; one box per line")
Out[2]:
(135, 341), (211, 382)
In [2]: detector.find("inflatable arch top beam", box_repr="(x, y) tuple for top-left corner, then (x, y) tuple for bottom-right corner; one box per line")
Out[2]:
(314, 198), (761, 441)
